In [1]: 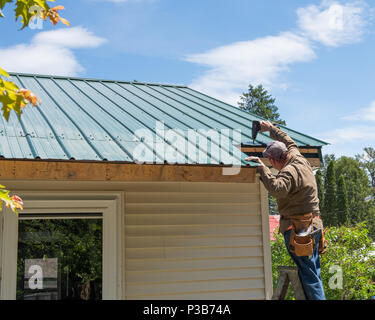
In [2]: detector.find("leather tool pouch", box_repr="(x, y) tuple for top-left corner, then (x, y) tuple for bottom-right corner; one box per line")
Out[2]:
(288, 213), (314, 257)
(290, 230), (315, 257)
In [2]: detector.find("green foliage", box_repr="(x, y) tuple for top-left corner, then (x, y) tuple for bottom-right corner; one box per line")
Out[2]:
(271, 223), (375, 300)
(271, 228), (295, 300)
(0, 0), (68, 122)
(318, 154), (375, 238)
(323, 160), (337, 226)
(268, 195), (279, 215)
(335, 157), (372, 225)
(0, 0), (51, 29)
(17, 218), (102, 299)
(356, 147), (375, 194)
(337, 174), (349, 226)
(15, 0), (50, 29)
(315, 169), (324, 212)
(0, 184), (23, 214)
(0, 0), (12, 17)
(238, 84), (286, 125)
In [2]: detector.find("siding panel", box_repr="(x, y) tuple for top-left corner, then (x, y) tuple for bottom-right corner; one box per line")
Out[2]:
(125, 214), (261, 226)
(126, 278), (265, 296)
(126, 246), (263, 259)
(125, 225), (262, 237)
(126, 235), (263, 248)
(127, 267), (264, 283)
(124, 181), (267, 300)
(125, 203), (261, 215)
(126, 288), (265, 300)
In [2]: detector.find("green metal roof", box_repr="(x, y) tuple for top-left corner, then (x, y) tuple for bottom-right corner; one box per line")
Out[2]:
(0, 72), (328, 167)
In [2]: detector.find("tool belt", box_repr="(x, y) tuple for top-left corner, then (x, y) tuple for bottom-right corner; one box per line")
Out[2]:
(288, 213), (327, 257)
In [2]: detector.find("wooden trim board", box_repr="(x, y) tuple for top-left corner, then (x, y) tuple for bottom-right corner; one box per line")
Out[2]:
(240, 147), (321, 168)
(0, 160), (256, 183)
(241, 147), (320, 154)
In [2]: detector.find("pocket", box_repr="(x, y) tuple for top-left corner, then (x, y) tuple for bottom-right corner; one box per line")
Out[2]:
(293, 234), (314, 257)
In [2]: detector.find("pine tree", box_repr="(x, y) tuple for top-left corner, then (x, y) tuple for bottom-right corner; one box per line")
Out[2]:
(335, 156), (372, 224)
(315, 169), (324, 212)
(323, 160), (337, 226)
(356, 147), (375, 196)
(238, 84), (286, 125)
(336, 174), (349, 226)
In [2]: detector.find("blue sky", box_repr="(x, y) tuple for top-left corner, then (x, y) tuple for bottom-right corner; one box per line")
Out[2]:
(1, 0), (375, 158)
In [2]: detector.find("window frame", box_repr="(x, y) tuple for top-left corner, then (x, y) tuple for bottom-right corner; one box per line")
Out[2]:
(0, 194), (122, 300)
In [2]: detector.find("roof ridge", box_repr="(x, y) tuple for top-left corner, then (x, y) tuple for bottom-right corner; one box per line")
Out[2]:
(8, 72), (188, 88)
(184, 87), (329, 145)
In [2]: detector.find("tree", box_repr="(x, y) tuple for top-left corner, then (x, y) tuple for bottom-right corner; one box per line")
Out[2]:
(323, 160), (337, 226)
(0, 1), (69, 121)
(238, 84), (286, 125)
(0, 0), (69, 213)
(17, 218), (102, 300)
(335, 156), (372, 225)
(320, 155), (375, 238)
(336, 174), (349, 226)
(271, 223), (375, 300)
(356, 147), (375, 196)
(315, 169), (324, 212)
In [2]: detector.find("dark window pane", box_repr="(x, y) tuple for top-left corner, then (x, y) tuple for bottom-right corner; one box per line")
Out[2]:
(16, 218), (102, 300)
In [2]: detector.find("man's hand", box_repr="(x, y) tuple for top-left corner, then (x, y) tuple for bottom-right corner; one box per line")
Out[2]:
(260, 120), (273, 132)
(245, 156), (265, 167)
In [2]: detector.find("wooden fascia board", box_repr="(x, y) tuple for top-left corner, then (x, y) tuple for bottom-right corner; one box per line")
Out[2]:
(0, 159), (256, 183)
(241, 146), (321, 168)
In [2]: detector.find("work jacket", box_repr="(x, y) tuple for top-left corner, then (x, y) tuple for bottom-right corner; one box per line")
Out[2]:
(257, 126), (323, 234)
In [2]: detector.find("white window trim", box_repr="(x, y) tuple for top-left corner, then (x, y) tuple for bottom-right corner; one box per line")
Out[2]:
(0, 193), (123, 300)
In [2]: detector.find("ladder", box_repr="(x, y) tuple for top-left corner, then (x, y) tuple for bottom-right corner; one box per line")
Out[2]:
(272, 266), (306, 300)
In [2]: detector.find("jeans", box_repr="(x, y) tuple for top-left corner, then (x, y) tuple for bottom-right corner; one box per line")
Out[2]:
(283, 228), (326, 300)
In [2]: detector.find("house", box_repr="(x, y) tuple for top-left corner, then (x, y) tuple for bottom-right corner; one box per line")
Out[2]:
(0, 73), (327, 300)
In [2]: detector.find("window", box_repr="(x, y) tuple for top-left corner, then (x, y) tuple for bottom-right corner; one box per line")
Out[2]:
(1, 196), (121, 300)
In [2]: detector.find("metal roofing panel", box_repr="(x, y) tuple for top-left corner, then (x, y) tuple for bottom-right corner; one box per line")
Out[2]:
(1, 73), (328, 167)
(177, 87), (328, 147)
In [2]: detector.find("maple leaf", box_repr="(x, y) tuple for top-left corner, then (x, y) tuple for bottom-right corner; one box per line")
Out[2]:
(0, 67), (9, 77)
(17, 88), (41, 106)
(0, 185), (23, 215)
(11, 195), (24, 210)
(0, 75), (40, 121)
(0, 0), (12, 10)
(44, 5), (69, 26)
(14, 0), (52, 29)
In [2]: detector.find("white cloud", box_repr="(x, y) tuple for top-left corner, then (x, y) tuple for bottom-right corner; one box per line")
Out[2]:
(185, 0), (371, 104)
(297, 0), (370, 47)
(33, 27), (107, 49)
(319, 100), (375, 156)
(185, 32), (315, 104)
(0, 27), (106, 76)
(342, 100), (375, 121)
(321, 125), (375, 143)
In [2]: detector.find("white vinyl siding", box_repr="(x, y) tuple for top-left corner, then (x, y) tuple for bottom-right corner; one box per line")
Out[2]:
(124, 180), (267, 300)
(0, 179), (271, 300)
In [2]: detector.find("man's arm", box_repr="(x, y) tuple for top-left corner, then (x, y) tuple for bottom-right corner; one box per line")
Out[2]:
(257, 165), (294, 198)
(261, 121), (301, 157)
(244, 155), (294, 198)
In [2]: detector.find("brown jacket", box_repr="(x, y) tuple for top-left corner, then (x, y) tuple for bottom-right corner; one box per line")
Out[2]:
(257, 125), (323, 234)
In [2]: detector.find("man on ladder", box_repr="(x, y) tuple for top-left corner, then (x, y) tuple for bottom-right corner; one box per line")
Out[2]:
(246, 120), (327, 300)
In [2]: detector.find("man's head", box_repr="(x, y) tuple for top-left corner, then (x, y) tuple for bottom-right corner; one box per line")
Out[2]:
(263, 141), (289, 170)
